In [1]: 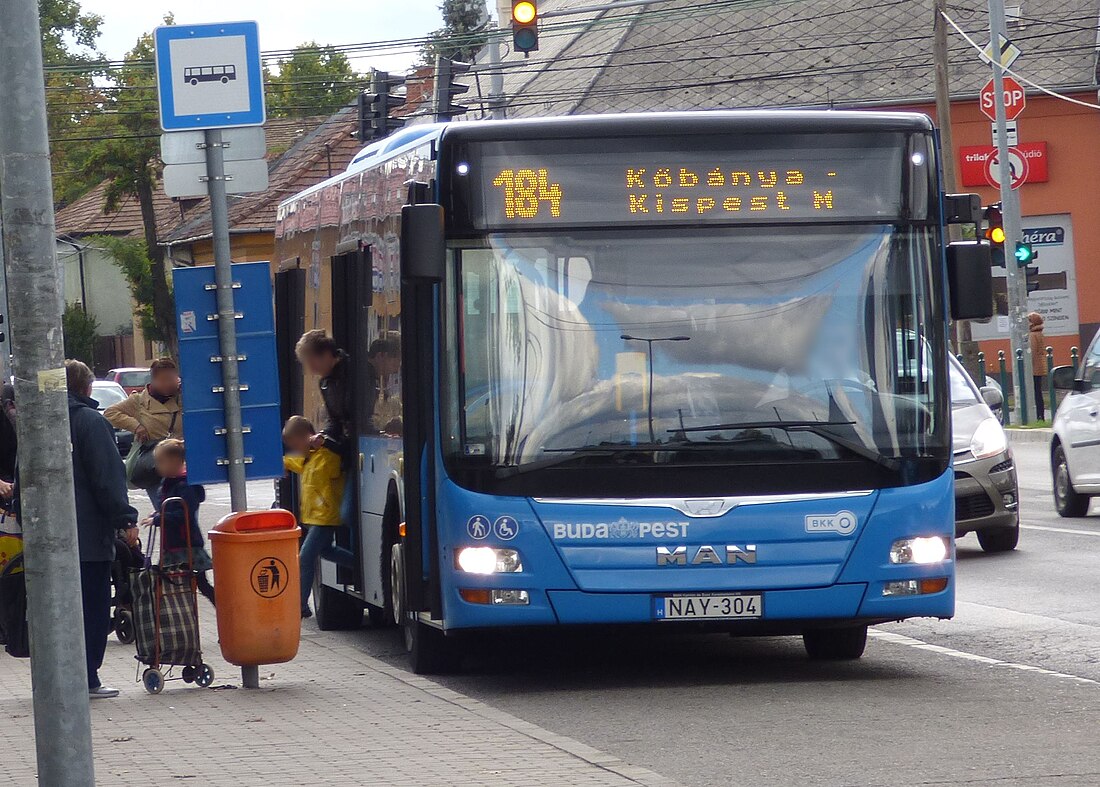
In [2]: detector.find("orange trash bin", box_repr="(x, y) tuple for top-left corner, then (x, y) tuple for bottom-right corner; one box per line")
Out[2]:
(209, 509), (301, 666)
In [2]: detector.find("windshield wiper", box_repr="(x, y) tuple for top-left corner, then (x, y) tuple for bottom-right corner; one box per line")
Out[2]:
(670, 420), (900, 471)
(494, 440), (808, 478)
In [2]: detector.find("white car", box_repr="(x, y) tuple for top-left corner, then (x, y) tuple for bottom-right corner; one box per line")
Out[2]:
(1051, 341), (1100, 516)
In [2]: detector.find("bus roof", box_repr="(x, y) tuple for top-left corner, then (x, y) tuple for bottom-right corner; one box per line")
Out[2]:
(436, 109), (933, 145)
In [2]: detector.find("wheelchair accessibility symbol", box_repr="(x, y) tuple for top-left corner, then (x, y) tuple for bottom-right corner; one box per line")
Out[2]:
(494, 516), (519, 541)
(251, 557), (289, 598)
(467, 515), (491, 540)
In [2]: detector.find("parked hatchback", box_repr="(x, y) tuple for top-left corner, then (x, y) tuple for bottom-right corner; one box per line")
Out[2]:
(1051, 339), (1100, 516)
(951, 356), (1020, 551)
(91, 380), (132, 457)
(104, 367), (150, 395)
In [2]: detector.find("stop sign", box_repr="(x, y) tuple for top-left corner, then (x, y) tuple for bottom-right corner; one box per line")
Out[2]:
(980, 76), (1026, 121)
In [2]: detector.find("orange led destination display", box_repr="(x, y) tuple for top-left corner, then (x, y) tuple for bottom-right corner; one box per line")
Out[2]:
(476, 142), (905, 228)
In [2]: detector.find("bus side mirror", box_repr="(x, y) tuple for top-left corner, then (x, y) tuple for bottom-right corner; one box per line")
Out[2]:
(1051, 365), (1079, 391)
(947, 241), (993, 320)
(401, 204), (445, 281)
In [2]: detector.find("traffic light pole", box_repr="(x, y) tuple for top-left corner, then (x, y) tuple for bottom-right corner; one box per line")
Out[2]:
(988, 0), (1035, 424)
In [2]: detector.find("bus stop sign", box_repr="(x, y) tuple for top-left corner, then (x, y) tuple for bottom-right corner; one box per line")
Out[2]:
(153, 21), (266, 131)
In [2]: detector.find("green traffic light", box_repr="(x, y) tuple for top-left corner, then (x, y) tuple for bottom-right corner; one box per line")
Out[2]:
(1014, 242), (1035, 264)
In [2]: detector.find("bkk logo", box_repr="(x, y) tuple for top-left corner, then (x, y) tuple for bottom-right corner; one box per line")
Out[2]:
(804, 510), (858, 535)
(551, 517), (689, 540)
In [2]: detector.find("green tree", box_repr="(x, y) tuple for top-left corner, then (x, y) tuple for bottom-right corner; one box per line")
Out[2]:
(39, 0), (109, 205)
(82, 23), (176, 358)
(62, 303), (100, 369)
(267, 43), (362, 118)
(423, 0), (489, 64)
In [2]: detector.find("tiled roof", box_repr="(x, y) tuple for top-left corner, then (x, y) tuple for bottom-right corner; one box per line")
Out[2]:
(481, 0), (1100, 116)
(163, 108), (360, 244)
(54, 115), (342, 242)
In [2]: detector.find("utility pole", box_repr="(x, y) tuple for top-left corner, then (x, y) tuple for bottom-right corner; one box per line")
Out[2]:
(988, 0), (1034, 423)
(934, 0), (982, 384)
(0, 1), (96, 783)
(487, 0), (506, 118)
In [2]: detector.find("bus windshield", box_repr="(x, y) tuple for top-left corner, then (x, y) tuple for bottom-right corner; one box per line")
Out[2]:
(445, 224), (946, 492)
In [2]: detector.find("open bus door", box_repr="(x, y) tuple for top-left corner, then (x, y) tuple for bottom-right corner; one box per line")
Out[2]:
(330, 247), (371, 591)
(274, 267), (305, 518)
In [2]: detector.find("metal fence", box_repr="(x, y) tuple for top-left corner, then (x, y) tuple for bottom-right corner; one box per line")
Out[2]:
(966, 346), (1079, 426)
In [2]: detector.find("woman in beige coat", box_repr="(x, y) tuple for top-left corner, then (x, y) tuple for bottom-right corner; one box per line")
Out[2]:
(104, 358), (183, 502)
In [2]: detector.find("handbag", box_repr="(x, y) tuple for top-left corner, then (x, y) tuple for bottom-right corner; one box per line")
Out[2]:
(0, 514), (27, 658)
(125, 411), (177, 489)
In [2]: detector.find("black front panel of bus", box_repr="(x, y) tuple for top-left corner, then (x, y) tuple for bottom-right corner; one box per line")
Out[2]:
(441, 131), (937, 235)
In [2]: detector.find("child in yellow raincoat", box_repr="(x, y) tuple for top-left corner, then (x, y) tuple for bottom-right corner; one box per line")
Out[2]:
(283, 416), (345, 618)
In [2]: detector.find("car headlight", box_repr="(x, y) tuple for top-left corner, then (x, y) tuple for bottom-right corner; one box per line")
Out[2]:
(890, 536), (949, 565)
(970, 416), (1008, 460)
(455, 547), (522, 574)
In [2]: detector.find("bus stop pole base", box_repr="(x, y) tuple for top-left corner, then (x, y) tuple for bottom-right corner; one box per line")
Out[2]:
(242, 665), (260, 689)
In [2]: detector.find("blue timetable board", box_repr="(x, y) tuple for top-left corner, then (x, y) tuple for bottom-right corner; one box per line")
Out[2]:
(154, 21), (266, 131)
(174, 262), (282, 484)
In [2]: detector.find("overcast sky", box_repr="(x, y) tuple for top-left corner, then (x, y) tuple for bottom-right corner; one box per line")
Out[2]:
(79, 0), (444, 72)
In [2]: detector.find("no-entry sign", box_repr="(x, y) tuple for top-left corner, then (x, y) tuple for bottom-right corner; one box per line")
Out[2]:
(980, 76), (1026, 122)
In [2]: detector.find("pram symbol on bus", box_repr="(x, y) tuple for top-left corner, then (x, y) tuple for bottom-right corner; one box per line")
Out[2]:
(251, 557), (288, 598)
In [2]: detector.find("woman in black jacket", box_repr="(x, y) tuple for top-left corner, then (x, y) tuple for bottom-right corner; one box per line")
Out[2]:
(66, 361), (139, 699)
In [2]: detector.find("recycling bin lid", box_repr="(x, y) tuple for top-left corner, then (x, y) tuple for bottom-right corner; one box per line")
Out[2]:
(213, 509), (297, 533)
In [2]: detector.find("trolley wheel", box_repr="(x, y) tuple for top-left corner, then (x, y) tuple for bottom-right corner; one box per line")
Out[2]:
(181, 665), (196, 683)
(142, 668), (165, 694)
(196, 663), (215, 688)
(114, 609), (135, 645)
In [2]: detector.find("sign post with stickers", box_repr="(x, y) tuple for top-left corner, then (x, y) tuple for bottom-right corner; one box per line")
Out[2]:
(155, 20), (269, 687)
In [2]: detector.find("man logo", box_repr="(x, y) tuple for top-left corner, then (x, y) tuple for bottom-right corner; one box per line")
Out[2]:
(656, 545), (757, 566)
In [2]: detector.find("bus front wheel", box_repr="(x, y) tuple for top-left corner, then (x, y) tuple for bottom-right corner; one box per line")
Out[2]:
(393, 542), (462, 674)
(803, 625), (868, 660)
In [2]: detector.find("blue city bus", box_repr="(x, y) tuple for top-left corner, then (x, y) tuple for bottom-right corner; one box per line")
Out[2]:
(275, 111), (992, 673)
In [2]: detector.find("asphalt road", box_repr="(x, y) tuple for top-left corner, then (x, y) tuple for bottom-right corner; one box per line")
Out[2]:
(202, 448), (1100, 786)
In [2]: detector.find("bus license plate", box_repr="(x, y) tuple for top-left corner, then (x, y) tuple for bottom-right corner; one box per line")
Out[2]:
(656, 593), (762, 620)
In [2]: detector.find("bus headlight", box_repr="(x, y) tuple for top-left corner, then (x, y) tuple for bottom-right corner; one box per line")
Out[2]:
(455, 547), (523, 574)
(970, 417), (1008, 460)
(889, 536), (948, 565)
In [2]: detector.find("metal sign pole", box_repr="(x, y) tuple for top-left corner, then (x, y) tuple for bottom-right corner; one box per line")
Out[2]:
(0, 1), (95, 782)
(204, 128), (259, 690)
(988, 0), (1034, 424)
(203, 128), (249, 513)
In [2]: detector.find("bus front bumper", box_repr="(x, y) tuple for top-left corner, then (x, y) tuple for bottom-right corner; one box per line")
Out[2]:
(443, 578), (952, 629)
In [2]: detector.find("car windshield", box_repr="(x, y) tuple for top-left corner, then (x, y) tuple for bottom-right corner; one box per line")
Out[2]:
(117, 371), (149, 388)
(445, 225), (946, 481)
(92, 385), (127, 408)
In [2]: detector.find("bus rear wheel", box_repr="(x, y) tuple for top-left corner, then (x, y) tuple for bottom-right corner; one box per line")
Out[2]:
(803, 625), (868, 660)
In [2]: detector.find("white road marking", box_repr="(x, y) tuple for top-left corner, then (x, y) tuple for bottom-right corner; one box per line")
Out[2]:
(1020, 524), (1100, 537)
(870, 630), (1099, 685)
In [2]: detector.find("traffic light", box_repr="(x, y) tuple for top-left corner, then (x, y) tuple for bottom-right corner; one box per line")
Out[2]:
(1014, 241), (1037, 266)
(982, 203), (1005, 268)
(434, 57), (472, 122)
(1025, 265), (1040, 293)
(512, 0), (539, 55)
(357, 70), (406, 142)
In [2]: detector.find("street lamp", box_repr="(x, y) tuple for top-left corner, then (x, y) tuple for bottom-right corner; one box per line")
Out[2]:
(620, 334), (691, 443)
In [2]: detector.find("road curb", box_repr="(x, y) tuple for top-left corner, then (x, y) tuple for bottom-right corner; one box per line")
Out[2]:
(1005, 428), (1053, 446)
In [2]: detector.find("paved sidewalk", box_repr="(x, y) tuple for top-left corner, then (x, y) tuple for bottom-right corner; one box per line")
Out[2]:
(0, 605), (677, 786)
